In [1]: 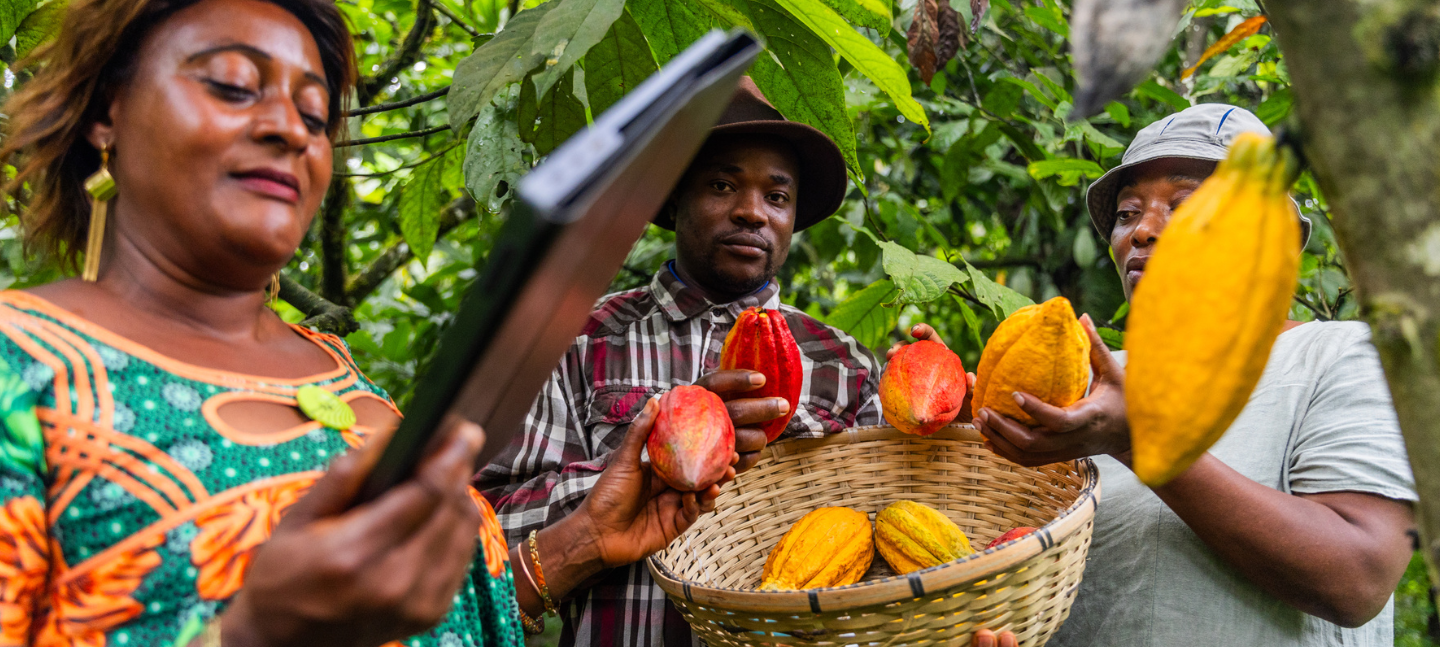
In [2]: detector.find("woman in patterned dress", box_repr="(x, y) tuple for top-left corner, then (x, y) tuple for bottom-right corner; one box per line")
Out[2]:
(0, 0), (733, 644)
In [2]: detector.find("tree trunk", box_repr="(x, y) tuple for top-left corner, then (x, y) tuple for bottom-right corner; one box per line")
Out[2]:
(1265, 0), (1440, 584)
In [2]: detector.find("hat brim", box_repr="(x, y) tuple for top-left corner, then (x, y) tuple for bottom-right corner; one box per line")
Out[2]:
(1085, 142), (1313, 250)
(653, 120), (848, 232)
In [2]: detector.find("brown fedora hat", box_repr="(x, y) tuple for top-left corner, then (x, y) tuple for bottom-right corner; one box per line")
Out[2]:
(654, 76), (849, 231)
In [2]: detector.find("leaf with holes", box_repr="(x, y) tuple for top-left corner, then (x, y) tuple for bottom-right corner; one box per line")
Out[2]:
(583, 9), (658, 116)
(399, 150), (451, 262)
(743, 0), (861, 178)
(770, 0), (928, 134)
(965, 261), (1033, 318)
(463, 87), (529, 213)
(449, 3), (555, 129)
(878, 240), (966, 304)
(906, 0), (938, 84)
(518, 68), (587, 156)
(826, 278), (899, 350)
(529, 0), (627, 98)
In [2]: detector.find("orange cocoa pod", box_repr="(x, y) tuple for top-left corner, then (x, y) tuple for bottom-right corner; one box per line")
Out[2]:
(719, 307), (803, 442)
(880, 340), (967, 436)
(973, 296), (1090, 427)
(648, 386), (736, 491)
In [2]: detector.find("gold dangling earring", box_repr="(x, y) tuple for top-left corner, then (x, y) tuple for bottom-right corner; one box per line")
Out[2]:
(82, 145), (117, 282)
(268, 273), (281, 306)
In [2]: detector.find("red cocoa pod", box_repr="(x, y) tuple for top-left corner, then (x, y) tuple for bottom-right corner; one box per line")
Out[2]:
(647, 385), (736, 491)
(985, 526), (1037, 549)
(880, 340), (967, 436)
(719, 307), (803, 442)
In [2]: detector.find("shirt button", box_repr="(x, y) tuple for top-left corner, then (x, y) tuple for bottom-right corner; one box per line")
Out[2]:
(712, 308), (725, 316)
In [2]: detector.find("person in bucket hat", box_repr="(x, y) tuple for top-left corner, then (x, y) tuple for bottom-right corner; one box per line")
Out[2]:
(951, 104), (1415, 645)
(477, 77), (883, 646)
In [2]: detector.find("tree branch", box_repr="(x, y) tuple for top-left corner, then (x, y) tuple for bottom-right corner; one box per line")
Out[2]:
(1292, 293), (1332, 321)
(344, 195), (477, 303)
(334, 124), (449, 147)
(335, 142), (459, 177)
(346, 86), (450, 117)
(967, 257), (1043, 269)
(358, 0), (436, 106)
(279, 274), (359, 336)
(319, 174), (352, 303)
(432, 1), (480, 37)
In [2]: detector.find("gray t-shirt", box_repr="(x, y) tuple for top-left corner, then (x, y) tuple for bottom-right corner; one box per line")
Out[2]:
(1052, 321), (1416, 647)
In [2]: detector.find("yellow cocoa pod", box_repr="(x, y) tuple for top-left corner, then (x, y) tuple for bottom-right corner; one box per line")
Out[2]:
(874, 501), (974, 574)
(973, 296), (1090, 426)
(1126, 132), (1301, 487)
(759, 507), (874, 590)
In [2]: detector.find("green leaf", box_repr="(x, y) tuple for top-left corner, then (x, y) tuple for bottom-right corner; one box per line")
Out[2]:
(583, 8), (658, 116)
(1096, 326), (1124, 351)
(13, 0), (63, 60)
(955, 295), (984, 350)
(1072, 225), (1098, 266)
(529, 0), (627, 98)
(1023, 3), (1066, 37)
(999, 76), (1056, 111)
(0, 0), (38, 48)
(399, 147), (452, 262)
(628, 0), (716, 65)
(518, 67), (587, 155)
(818, 0), (889, 32)
(1027, 157), (1103, 186)
(449, 3), (555, 129)
(767, 0), (929, 134)
(1104, 101), (1130, 128)
(1206, 50), (1258, 78)
(1133, 79), (1190, 111)
(743, 0), (861, 178)
(981, 82), (1023, 119)
(1110, 301), (1129, 323)
(964, 261), (1033, 318)
(1256, 87), (1293, 126)
(693, 0), (756, 29)
(825, 278), (899, 350)
(877, 240), (966, 304)
(463, 87), (529, 213)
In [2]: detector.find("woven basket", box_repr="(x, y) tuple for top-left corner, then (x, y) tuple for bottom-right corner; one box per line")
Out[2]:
(647, 424), (1098, 646)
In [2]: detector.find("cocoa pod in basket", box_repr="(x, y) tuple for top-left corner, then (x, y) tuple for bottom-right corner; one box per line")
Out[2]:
(875, 501), (974, 574)
(759, 507), (873, 590)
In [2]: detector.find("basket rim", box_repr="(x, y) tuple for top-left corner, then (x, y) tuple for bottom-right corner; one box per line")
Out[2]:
(645, 424), (1101, 614)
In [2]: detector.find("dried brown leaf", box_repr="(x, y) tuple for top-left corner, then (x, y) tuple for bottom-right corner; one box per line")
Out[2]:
(1181, 15), (1267, 79)
(936, 2), (963, 68)
(970, 0), (989, 34)
(908, 0), (940, 84)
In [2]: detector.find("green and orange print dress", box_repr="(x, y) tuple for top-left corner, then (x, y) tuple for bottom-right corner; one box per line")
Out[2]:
(0, 292), (523, 646)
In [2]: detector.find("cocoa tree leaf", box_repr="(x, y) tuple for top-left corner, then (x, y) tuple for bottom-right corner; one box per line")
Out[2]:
(463, 86), (529, 213)
(769, 0), (929, 135)
(819, 0), (889, 32)
(743, 0), (861, 178)
(1027, 157), (1104, 186)
(0, 0), (37, 50)
(954, 296), (984, 351)
(906, 0), (938, 85)
(449, 3), (555, 129)
(628, 0), (716, 65)
(399, 148), (452, 262)
(582, 8), (658, 116)
(935, 1), (962, 70)
(519, 68), (587, 156)
(878, 240), (966, 304)
(825, 278), (900, 351)
(965, 260), (1033, 318)
(13, 0), (64, 60)
(969, 0), (988, 33)
(1255, 87), (1293, 126)
(1181, 15), (1266, 80)
(529, 0), (628, 99)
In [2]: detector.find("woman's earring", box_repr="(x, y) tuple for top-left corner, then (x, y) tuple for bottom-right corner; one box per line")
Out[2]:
(82, 145), (117, 282)
(268, 273), (281, 306)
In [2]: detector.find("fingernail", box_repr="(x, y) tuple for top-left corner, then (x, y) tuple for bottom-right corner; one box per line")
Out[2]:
(972, 417), (982, 429)
(750, 372), (765, 386)
(1012, 392), (1024, 406)
(773, 398), (789, 411)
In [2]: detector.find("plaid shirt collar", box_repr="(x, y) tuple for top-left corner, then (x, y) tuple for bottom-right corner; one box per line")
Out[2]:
(652, 261), (781, 322)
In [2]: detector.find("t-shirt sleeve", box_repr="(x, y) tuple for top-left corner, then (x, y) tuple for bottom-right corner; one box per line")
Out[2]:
(1288, 326), (1417, 502)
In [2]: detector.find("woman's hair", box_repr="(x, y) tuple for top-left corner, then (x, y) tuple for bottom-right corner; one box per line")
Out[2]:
(0, 0), (357, 270)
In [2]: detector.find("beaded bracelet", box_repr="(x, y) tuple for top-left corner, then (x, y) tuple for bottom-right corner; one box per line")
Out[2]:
(527, 530), (558, 617)
(518, 608), (545, 636)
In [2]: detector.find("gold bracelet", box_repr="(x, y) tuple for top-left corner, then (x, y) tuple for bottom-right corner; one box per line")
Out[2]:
(527, 530), (557, 617)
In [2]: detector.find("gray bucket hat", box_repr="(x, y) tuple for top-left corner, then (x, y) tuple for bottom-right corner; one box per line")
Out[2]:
(1085, 103), (1312, 247)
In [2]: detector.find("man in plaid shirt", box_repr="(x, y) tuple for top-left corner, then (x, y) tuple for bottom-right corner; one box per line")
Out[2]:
(476, 78), (884, 645)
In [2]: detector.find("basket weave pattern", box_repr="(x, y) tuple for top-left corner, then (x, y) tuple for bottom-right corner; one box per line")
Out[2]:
(648, 425), (1098, 646)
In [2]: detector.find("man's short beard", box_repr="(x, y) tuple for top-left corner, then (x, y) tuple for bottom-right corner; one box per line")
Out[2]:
(694, 249), (776, 296)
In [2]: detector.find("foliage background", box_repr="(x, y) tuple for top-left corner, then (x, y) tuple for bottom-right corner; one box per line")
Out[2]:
(0, 0), (1431, 642)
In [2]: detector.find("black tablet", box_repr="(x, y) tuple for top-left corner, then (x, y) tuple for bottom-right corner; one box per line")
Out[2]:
(354, 29), (762, 503)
